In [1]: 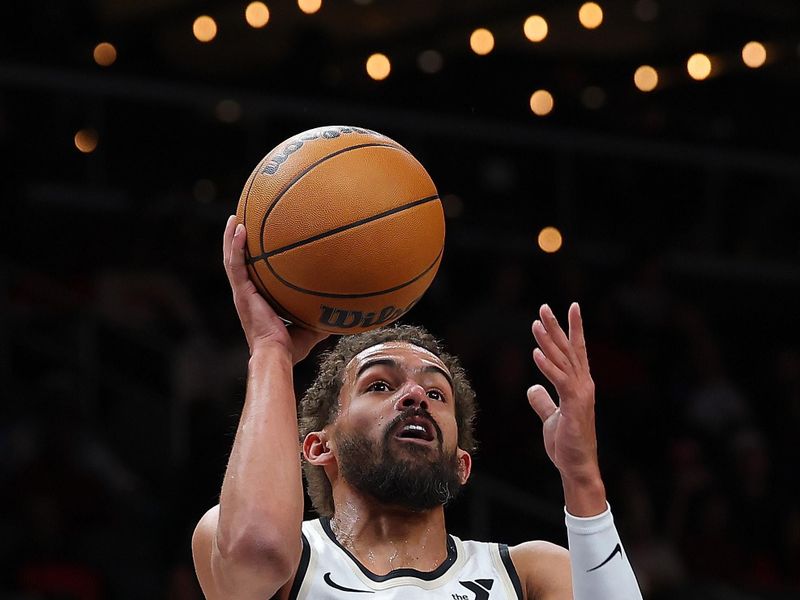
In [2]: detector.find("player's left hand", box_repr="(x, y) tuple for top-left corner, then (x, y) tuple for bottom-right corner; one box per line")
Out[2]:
(527, 303), (604, 498)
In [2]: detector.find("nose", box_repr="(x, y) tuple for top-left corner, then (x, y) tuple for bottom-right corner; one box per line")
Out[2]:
(395, 382), (429, 412)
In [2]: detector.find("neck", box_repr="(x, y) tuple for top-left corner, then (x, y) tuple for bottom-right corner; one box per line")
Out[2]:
(329, 488), (450, 575)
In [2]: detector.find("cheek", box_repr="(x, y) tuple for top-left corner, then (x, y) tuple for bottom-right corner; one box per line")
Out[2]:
(435, 411), (460, 445)
(341, 401), (392, 434)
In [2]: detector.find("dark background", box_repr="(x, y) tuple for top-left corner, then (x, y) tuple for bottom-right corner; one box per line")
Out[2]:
(2, 1), (799, 598)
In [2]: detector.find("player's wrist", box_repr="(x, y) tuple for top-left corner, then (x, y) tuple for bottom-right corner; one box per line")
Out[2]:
(249, 339), (295, 366)
(559, 461), (603, 486)
(561, 471), (607, 517)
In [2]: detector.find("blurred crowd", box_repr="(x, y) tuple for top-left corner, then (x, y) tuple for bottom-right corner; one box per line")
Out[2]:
(2, 221), (798, 600)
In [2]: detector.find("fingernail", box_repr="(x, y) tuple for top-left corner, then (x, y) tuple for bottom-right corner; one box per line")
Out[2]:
(235, 223), (245, 236)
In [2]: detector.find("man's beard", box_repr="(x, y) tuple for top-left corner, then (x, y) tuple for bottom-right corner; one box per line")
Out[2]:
(336, 409), (464, 512)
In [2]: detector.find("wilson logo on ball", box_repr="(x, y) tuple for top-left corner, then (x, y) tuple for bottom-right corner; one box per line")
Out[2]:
(262, 126), (380, 175)
(319, 298), (421, 330)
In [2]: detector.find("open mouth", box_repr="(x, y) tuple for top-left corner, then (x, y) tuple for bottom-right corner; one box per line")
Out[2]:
(394, 416), (436, 443)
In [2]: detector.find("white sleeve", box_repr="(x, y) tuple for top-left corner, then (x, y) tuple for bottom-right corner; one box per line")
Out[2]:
(565, 502), (643, 600)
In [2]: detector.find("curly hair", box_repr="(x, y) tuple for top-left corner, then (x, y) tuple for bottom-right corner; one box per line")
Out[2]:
(298, 324), (477, 517)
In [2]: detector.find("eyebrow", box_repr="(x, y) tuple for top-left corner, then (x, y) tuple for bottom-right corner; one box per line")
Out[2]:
(356, 357), (454, 389)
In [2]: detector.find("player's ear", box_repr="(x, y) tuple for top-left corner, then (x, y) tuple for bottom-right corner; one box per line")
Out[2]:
(303, 431), (335, 466)
(456, 448), (472, 485)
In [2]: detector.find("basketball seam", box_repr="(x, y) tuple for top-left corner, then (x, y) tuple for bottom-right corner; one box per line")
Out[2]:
(241, 154), (271, 228)
(258, 142), (413, 257)
(244, 159), (316, 328)
(247, 194), (440, 261)
(247, 263), (317, 328)
(264, 244), (443, 298)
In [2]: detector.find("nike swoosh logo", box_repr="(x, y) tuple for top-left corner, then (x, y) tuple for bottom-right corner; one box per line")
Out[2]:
(587, 543), (622, 572)
(323, 572), (374, 594)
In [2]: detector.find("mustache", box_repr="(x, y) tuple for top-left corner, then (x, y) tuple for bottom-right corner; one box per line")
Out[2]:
(384, 407), (443, 445)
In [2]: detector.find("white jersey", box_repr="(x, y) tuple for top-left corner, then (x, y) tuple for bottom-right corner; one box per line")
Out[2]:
(285, 518), (523, 600)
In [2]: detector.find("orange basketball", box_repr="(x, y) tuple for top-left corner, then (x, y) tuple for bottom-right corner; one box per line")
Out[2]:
(236, 125), (445, 334)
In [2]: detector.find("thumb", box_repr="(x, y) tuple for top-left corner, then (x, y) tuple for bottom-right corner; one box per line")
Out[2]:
(527, 384), (558, 423)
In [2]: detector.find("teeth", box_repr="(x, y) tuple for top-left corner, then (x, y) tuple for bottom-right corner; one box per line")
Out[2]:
(404, 424), (425, 432)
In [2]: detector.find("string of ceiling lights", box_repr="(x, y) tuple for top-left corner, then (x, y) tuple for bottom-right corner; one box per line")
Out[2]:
(78, 0), (783, 158)
(89, 1), (780, 117)
(76, 0), (785, 253)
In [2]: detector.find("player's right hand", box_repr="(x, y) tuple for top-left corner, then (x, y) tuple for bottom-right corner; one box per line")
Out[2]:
(223, 215), (328, 363)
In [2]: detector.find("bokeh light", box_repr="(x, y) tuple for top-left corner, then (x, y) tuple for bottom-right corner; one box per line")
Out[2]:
(529, 90), (554, 116)
(298, 0), (322, 14)
(193, 16), (217, 42)
(579, 2), (603, 29)
(366, 53), (391, 80)
(742, 41), (767, 68)
(470, 28), (495, 55)
(538, 227), (563, 253)
(634, 65), (658, 91)
(687, 53), (712, 80)
(74, 129), (99, 153)
(245, 2), (270, 28)
(93, 42), (117, 67)
(523, 16), (548, 43)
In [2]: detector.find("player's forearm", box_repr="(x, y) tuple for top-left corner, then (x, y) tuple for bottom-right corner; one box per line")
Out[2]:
(566, 504), (643, 600)
(216, 343), (304, 560)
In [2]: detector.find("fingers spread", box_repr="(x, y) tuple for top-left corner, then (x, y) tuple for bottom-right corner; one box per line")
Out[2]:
(540, 304), (573, 358)
(568, 302), (589, 371)
(533, 347), (566, 388)
(532, 319), (571, 373)
(527, 384), (558, 423)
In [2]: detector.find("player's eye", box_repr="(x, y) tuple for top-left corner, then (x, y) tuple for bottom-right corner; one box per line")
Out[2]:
(427, 389), (445, 402)
(366, 380), (390, 393)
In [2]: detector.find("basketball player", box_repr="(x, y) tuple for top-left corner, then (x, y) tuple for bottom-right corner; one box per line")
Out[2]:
(192, 216), (643, 599)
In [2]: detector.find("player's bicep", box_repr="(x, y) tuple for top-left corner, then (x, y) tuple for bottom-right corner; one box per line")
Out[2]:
(509, 541), (572, 600)
(192, 505), (298, 600)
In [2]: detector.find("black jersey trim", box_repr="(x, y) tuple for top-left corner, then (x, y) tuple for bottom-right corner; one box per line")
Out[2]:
(319, 517), (458, 582)
(499, 544), (524, 600)
(287, 533), (311, 600)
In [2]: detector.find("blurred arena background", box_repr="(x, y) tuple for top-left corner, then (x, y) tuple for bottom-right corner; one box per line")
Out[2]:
(2, 1), (799, 598)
